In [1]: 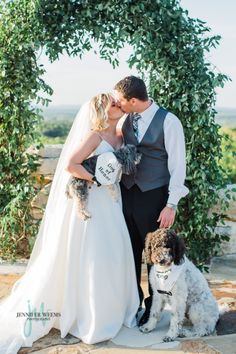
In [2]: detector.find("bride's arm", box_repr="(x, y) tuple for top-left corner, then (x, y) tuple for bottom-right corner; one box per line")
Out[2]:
(65, 131), (101, 181)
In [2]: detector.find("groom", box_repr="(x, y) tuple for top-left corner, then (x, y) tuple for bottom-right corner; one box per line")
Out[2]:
(114, 76), (189, 326)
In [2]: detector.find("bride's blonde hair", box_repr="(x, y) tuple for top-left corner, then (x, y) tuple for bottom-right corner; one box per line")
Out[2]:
(90, 93), (113, 131)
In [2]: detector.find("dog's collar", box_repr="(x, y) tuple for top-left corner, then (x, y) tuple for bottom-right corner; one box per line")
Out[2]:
(156, 289), (173, 296)
(154, 257), (186, 295)
(155, 267), (171, 276)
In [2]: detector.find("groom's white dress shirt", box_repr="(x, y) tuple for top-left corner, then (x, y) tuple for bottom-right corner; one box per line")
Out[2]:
(128, 100), (189, 206)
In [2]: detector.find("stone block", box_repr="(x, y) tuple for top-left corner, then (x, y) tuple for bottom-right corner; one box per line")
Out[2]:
(211, 184), (236, 222)
(31, 183), (52, 210)
(30, 207), (44, 220)
(37, 158), (59, 176)
(38, 144), (63, 158)
(215, 221), (236, 255)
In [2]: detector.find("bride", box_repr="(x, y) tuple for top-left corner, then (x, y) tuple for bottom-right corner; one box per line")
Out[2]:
(0, 93), (139, 354)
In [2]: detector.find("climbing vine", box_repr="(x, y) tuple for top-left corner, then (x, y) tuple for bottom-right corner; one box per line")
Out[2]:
(0, 0), (230, 268)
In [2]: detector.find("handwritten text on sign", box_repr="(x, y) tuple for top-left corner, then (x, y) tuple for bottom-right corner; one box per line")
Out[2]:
(95, 152), (121, 185)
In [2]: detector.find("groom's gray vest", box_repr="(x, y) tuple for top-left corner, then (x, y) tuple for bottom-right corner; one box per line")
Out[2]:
(121, 107), (170, 192)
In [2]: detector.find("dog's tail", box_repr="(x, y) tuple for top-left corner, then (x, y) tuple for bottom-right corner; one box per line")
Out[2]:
(218, 303), (230, 315)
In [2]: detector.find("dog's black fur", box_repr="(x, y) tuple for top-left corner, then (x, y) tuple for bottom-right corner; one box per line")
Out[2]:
(166, 230), (186, 266)
(66, 144), (142, 220)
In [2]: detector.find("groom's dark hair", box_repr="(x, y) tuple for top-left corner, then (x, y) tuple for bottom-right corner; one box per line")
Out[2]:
(114, 76), (148, 101)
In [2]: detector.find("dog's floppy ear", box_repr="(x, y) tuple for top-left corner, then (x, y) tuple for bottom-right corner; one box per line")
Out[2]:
(168, 230), (185, 265)
(144, 232), (153, 264)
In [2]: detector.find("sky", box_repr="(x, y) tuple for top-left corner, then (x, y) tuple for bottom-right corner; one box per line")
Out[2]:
(38, 0), (236, 108)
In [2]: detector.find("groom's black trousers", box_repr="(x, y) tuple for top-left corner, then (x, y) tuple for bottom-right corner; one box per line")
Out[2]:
(120, 183), (169, 308)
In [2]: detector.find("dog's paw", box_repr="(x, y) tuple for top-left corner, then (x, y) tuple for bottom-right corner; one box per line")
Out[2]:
(139, 317), (157, 333)
(139, 325), (151, 333)
(139, 322), (157, 333)
(162, 335), (175, 342)
(139, 324), (154, 333)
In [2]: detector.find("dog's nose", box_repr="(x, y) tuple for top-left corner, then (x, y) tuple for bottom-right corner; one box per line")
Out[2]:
(160, 259), (165, 265)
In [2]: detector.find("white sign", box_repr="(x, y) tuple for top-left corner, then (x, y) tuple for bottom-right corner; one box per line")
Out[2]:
(95, 152), (122, 185)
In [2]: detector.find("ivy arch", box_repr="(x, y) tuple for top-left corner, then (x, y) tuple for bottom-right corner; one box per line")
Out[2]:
(0, 0), (229, 267)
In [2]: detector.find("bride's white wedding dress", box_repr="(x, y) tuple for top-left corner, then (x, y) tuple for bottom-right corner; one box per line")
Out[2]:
(0, 139), (139, 354)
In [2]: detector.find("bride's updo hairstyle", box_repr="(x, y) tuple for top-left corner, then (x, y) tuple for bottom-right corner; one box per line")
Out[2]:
(90, 93), (112, 131)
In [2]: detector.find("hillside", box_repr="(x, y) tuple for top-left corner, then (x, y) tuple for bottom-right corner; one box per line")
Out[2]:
(40, 105), (236, 128)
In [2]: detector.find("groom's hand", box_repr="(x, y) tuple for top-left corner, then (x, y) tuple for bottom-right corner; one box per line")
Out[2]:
(157, 207), (176, 228)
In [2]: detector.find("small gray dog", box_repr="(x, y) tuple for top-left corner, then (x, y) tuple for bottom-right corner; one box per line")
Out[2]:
(66, 144), (142, 220)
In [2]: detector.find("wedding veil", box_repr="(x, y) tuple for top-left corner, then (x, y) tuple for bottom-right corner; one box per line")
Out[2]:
(22, 101), (92, 274)
(0, 102), (94, 350)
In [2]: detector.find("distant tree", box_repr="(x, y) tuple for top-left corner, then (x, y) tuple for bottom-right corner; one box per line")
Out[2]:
(220, 128), (236, 183)
(41, 120), (72, 138)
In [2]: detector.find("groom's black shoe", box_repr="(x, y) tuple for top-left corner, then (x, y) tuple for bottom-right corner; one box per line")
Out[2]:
(137, 296), (152, 327)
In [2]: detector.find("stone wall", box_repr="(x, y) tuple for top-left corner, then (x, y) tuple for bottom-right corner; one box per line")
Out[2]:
(31, 145), (236, 256)
(30, 144), (63, 220)
(212, 184), (236, 256)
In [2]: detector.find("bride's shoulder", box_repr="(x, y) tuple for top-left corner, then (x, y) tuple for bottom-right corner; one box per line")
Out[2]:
(93, 130), (104, 139)
(82, 130), (102, 149)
